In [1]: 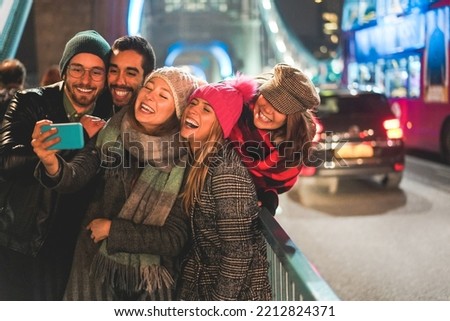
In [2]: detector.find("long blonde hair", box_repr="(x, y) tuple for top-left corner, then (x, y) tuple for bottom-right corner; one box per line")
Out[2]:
(181, 119), (224, 214)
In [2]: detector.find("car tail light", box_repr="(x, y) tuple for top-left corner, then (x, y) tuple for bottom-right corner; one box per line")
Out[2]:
(300, 166), (316, 176)
(394, 162), (405, 172)
(383, 118), (403, 139)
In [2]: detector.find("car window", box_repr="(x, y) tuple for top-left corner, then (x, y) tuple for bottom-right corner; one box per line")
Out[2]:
(318, 93), (392, 116)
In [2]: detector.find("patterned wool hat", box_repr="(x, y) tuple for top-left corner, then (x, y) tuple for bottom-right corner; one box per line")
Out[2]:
(59, 30), (111, 77)
(147, 66), (200, 119)
(258, 63), (320, 114)
(189, 74), (257, 138)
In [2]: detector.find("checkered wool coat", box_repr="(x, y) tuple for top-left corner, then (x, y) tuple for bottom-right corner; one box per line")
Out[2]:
(178, 144), (271, 301)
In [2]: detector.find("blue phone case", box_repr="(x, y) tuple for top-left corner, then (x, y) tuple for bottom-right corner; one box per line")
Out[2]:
(42, 123), (84, 150)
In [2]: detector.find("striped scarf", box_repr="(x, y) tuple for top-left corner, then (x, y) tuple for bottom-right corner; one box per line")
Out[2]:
(91, 107), (187, 296)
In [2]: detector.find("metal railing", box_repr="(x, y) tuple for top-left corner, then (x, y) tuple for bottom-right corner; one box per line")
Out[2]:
(0, 0), (33, 60)
(259, 208), (340, 301)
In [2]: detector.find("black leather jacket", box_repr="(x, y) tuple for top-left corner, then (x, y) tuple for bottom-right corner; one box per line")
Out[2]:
(0, 81), (112, 256)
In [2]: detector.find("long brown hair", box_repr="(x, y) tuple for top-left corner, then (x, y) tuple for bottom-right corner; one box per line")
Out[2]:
(181, 119), (224, 214)
(270, 109), (317, 167)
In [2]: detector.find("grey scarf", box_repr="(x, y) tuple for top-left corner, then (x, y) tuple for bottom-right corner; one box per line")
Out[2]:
(91, 107), (187, 296)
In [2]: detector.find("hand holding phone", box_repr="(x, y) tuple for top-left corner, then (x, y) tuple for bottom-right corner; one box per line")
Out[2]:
(80, 115), (106, 138)
(41, 123), (85, 150)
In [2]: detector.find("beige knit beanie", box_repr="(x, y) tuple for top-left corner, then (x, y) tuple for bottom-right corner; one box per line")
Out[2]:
(146, 66), (200, 119)
(258, 63), (320, 114)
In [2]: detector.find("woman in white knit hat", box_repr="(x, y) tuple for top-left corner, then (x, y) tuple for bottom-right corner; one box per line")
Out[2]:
(32, 66), (201, 300)
(229, 63), (320, 215)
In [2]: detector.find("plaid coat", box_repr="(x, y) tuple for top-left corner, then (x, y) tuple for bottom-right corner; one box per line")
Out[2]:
(178, 144), (271, 301)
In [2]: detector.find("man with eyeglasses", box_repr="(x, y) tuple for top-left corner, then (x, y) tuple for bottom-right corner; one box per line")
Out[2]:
(0, 30), (112, 300)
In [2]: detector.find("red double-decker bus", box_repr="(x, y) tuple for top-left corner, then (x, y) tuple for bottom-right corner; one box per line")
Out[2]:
(340, 0), (450, 163)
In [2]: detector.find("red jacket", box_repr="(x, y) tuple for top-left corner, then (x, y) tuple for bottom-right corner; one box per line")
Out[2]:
(229, 103), (302, 213)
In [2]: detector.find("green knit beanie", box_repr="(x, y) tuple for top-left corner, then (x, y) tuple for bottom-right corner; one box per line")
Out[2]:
(59, 30), (111, 77)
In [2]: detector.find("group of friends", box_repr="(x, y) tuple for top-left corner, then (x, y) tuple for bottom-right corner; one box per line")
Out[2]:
(0, 29), (320, 301)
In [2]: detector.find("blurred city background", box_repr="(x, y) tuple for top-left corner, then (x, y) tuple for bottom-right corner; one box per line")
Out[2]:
(2, 0), (344, 85)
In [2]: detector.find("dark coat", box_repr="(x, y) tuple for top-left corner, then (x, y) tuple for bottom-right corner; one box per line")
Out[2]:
(0, 81), (112, 300)
(178, 145), (271, 301)
(35, 130), (189, 300)
(0, 88), (18, 120)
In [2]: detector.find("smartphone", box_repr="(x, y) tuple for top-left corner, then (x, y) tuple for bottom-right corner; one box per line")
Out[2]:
(42, 123), (84, 150)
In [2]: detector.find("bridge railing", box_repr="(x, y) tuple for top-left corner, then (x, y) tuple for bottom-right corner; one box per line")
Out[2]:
(259, 208), (340, 301)
(0, 0), (33, 60)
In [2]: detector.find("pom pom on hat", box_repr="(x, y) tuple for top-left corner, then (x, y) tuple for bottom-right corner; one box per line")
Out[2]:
(59, 30), (111, 77)
(189, 73), (257, 138)
(258, 63), (320, 114)
(147, 66), (201, 119)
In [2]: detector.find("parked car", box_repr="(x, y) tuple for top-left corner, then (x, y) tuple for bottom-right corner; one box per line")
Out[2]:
(300, 87), (405, 190)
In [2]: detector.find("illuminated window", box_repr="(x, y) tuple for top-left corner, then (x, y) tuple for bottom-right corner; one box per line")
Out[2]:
(375, 59), (385, 92)
(359, 63), (375, 86)
(359, 0), (377, 24)
(342, 0), (359, 31)
(408, 55), (421, 98)
(385, 58), (408, 98)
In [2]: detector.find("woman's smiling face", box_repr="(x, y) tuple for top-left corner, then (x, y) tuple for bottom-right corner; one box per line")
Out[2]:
(252, 94), (287, 130)
(134, 77), (176, 132)
(180, 97), (217, 151)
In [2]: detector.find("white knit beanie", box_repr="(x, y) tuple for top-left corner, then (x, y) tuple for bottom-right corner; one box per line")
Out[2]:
(146, 67), (201, 119)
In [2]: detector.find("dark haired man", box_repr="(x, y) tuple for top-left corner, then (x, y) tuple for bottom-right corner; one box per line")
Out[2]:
(108, 35), (156, 112)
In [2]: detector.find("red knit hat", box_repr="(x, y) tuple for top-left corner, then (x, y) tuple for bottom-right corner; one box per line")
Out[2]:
(189, 74), (257, 138)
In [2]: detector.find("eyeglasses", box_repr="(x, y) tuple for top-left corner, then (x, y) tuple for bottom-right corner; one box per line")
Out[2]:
(67, 64), (105, 81)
